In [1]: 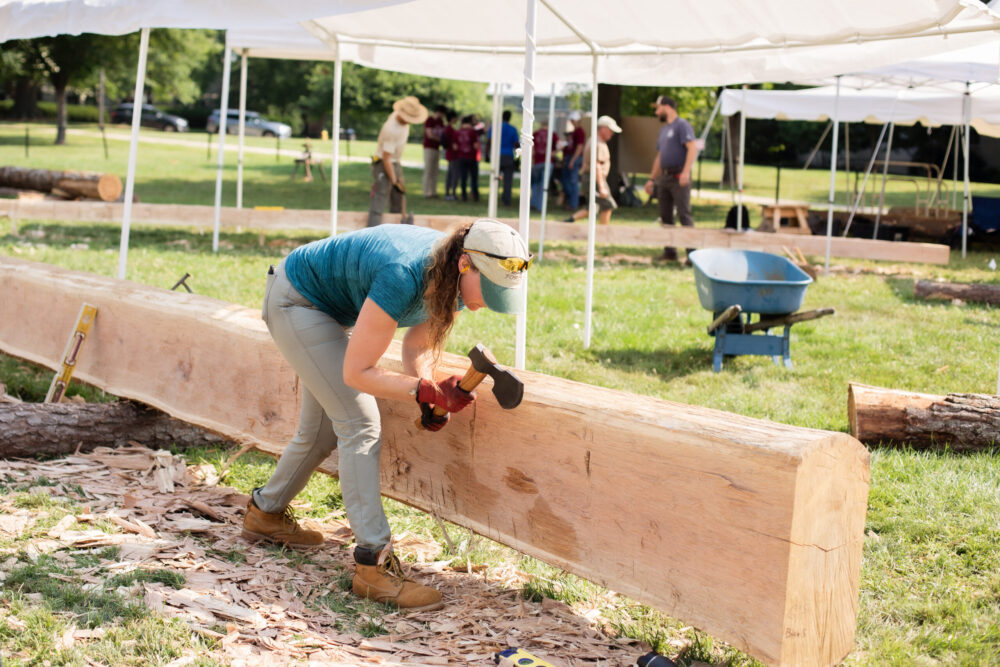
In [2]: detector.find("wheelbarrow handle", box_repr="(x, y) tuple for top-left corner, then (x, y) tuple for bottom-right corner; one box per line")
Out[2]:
(744, 307), (836, 334)
(707, 305), (743, 335)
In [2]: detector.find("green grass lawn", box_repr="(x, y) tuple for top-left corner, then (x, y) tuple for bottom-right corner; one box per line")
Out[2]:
(2, 120), (1000, 666)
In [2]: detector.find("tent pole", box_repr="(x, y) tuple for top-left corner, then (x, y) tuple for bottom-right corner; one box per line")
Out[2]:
(874, 122), (894, 239)
(538, 82), (556, 261)
(962, 84), (971, 259)
(488, 83), (503, 219)
(236, 50), (247, 210)
(844, 121), (850, 207)
(117, 26), (149, 281)
(932, 125), (956, 213)
(803, 121), (832, 171)
(212, 33), (232, 254)
(697, 95), (722, 199)
(331, 50), (342, 236)
(583, 55), (599, 350)
(824, 76), (842, 275)
(843, 121), (890, 237)
(515, 0), (539, 370)
(736, 84), (747, 231)
(952, 120), (960, 211)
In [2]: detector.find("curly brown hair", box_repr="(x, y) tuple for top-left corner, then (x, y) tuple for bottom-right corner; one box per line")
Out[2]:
(423, 222), (473, 358)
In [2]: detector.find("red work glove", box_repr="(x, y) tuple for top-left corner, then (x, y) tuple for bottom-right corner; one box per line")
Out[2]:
(419, 402), (450, 432)
(415, 376), (475, 414)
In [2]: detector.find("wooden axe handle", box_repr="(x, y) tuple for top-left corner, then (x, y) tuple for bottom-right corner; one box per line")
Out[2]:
(414, 362), (487, 430)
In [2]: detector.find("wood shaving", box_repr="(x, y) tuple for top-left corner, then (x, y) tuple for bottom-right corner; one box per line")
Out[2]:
(0, 444), (648, 665)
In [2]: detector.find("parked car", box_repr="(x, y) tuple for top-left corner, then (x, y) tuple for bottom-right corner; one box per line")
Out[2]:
(206, 109), (292, 138)
(110, 103), (189, 132)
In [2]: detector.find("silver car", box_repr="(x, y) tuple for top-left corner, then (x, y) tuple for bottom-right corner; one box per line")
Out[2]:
(206, 109), (292, 138)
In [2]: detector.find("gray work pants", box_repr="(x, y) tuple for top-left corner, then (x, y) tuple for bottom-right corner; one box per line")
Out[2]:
(254, 262), (391, 551)
(368, 160), (404, 227)
(656, 171), (695, 259)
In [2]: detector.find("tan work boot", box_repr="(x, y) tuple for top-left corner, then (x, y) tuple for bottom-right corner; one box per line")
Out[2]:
(241, 497), (324, 547)
(352, 546), (443, 611)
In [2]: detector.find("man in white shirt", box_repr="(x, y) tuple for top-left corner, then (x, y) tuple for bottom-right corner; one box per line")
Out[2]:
(368, 96), (428, 226)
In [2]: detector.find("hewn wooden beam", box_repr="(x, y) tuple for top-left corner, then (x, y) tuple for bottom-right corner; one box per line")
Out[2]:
(0, 200), (949, 264)
(0, 256), (869, 667)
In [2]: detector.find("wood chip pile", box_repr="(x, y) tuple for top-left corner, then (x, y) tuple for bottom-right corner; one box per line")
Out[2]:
(0, 445), (648, 666)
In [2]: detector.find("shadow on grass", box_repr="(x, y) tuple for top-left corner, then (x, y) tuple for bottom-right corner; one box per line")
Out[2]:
(590, 345), (713, 380)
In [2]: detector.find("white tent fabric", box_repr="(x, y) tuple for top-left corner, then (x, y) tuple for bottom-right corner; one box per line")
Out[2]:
(0, 0), (402, 40)
(806, 42), (1000, 92)
(298, 0), (1000, 86)
(718, 85), (1000, 138)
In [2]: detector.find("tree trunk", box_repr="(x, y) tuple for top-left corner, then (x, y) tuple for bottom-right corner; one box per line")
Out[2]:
(0, 400), (231, 459)
(914, 280), (1000, 306)
(13, 77), (39, 119)
(0, 166), (122, 201)
(54, 80), (68, 145)
(596, 83), (623, 195)
(848, 382), (1000, 451)
(721, 112), (741, 187)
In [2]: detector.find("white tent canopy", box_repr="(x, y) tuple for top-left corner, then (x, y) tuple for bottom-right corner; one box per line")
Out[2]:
(718, 85), (1000, 137)
(290, 0), (1000, 86)
(0, 0), (400, 40)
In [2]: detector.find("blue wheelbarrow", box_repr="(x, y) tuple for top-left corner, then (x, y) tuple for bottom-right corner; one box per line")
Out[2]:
(688, 249), (834, 372)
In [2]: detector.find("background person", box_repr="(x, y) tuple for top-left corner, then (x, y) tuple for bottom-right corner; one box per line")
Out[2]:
(560, 110), (586, 211)
(488, 109), (520, 207)
(530, 118), (554, 212)
(443, 110), (459, 201)
(456, 115), (481, 202)
(369, 96), (427, 226)
(422, 104), (447, 198)
(564, 115), (622, 225)
(242, 219), (532, 611)
(644, 95), (698, 263)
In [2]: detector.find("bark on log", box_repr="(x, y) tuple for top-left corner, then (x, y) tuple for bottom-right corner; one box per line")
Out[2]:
(914, 279), (1000, 306)
(0, 400), (230, 459)
(0, 166), (122, 202)
(849, 382), (1000, 450)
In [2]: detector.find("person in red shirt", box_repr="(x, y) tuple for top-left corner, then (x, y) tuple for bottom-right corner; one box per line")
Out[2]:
(561, 111), (586, 210)
(442, 110), (459, 200)
(530, 120), (554, 211)
(455, 115), (480, 202)
(421, 105), (446, 198)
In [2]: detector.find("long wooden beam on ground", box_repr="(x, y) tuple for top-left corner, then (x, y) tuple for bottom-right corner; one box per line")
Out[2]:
(0, 256), (869, 666)
(0, 199), (950, 265)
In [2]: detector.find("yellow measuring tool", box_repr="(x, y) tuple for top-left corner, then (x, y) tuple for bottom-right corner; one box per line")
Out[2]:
(45, 303), (98, 403)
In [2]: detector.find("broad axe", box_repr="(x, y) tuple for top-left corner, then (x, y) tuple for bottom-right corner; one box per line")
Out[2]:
(416, 343), (524, 429)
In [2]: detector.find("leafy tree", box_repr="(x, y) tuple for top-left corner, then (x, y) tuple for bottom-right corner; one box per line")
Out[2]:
(18, 34), (113, 143)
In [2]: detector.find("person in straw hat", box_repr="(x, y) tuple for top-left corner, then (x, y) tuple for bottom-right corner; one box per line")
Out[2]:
(369, 96), (428, 226)
(243, 218), (533, 611)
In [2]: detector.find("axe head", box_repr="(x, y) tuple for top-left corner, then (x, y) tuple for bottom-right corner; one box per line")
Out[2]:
(468, 343), (524, 410)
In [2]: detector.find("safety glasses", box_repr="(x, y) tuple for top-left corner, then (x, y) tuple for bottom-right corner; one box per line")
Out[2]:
(464, 248), (534, 273)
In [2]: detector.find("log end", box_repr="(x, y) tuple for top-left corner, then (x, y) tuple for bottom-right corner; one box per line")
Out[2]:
(97, 174), (123, 202)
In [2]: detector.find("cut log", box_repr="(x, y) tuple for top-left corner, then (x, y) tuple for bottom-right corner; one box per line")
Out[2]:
(0, 199), (951, 265)
(0, 166), (122, 202)
(0, 256), (871, 667)
(849, 382), (1000, 450)
(914, 279), (1000, 306)
(0, 400), (230, 458)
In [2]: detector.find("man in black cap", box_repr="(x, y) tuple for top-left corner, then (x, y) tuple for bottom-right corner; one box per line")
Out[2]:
(644, 95), (698, 263)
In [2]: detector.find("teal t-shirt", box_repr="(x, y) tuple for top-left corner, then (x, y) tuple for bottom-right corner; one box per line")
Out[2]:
(283, 225), (444, 327)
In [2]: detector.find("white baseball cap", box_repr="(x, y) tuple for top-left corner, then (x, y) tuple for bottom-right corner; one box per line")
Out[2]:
(597, 115), (622, 133)
(463, 219), (532, 314)
(568, 110), (582, 121)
